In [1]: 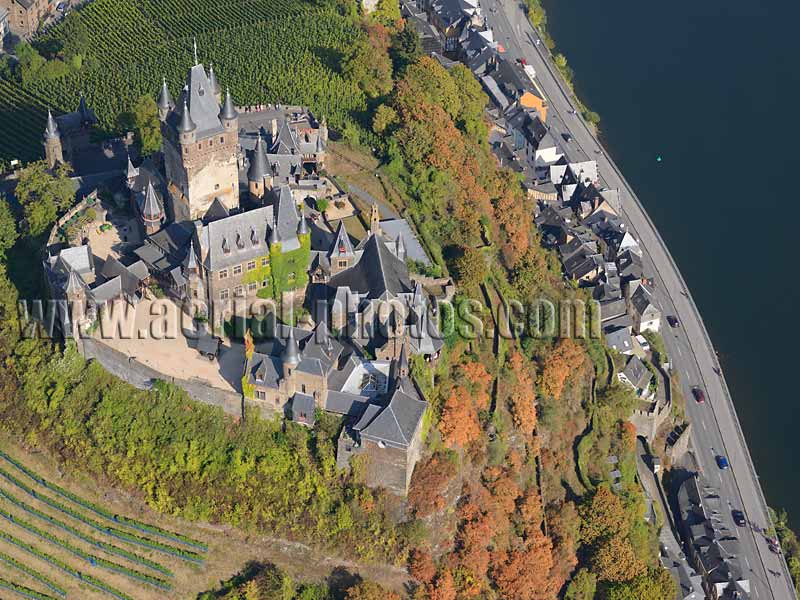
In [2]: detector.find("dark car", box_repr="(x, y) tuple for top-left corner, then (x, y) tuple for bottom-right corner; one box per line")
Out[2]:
(562, 133), (573, 143)
(692, 387), (706, 404)
(716, 455), (730, 470)
(731, 509), (746, 527)
(667, 315), (680, 328)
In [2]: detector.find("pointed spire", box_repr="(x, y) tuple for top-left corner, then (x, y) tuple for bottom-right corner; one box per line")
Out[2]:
(269, 214), (279, 247)
(193, 37), (199, 65)
(141, 181), (163, 221)
(126, 153), (138, 181)
(247, 135), (269, 182)
(398, 343), (409, 379)
(186, 239), (198, 271)
(396, 232), (406, 261)
(157, 77), (173, 111)
(297, 205), (308, 236)
(219, 87), (237, 121)
(330, 220), (354, 258)
(45, 109), (59, 139)
(65, 269), (84, 296)
(78, 93), (89, 120)
(208, 62), (220, 96)
(282, 327), (301, 367)
(178, 99), (196, 133)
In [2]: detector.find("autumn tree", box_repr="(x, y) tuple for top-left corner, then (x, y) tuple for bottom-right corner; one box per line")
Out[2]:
(343, 23), (393, 98)
(408, 548), (437, 584)
(408, 453), (456, 517)
(506, 352), (537, 434)
(591, 536), (645, 583)
(539, 338), (585, 400)
(453, 246), (487, 290)
(454, 493), (495, 583)
(460, 360), (492, 411)
(345, 581), (401, 600)
(438, 386), (481, 449)
(427, 568), (457, 600)
(491, 531), (557, 600)
(579, 486), (628, 546)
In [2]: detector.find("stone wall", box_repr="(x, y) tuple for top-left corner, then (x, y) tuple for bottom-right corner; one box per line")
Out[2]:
(78, 337), (243, 417)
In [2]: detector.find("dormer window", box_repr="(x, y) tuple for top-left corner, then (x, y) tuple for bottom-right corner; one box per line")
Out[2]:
(338, 243), (345, 253)
(236, 233), (245, 249)
(222, 237), (230, 254)
(251, 228), (258, 246)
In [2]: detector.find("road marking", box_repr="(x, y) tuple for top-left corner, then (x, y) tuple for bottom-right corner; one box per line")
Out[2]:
(744, 556), (750, 570)
(701, 419), (707, 432)
(676, 345), (682, 357)
(684, 370), (690, 380)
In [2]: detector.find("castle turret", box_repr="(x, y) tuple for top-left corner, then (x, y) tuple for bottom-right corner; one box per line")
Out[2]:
(178, 99), (197, 144)
(140, 180), (165, 235)
(65, 269), (86, 335)
(297, 207), (309, 236)
(157, 78), (174, 121)
(396, 232), (406, 261)
(282, 327), (301, 389)
(248, 135), (270, 201)
(43, 109), (63, 169)
(219, 87), (238, 129)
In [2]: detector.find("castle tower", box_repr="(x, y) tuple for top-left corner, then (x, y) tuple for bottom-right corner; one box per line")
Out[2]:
(140, 181), (165, 235)
(185, 240), (205, 304)
(65, 269), (86, 336)
(247, 135), (270, 202)
(160, 57), (240, 223)
(281, 327), (301, 397)
(369, 202), (381, 236)
(43, 110), (63, 169)
(328, 221), (355, 274)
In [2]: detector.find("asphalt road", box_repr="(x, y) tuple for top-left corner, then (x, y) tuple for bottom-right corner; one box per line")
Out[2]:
(482, 0), (797, 596)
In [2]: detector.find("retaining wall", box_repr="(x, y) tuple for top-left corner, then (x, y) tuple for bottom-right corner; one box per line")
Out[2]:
(78, 338), (243, 417)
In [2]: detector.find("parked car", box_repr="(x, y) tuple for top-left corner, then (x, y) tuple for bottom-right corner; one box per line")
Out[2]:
(731, 509), (746, 527)
(715, 455), (730, 470)
(692, 387), (706, 404)
(667, 315), (680, 328)
(768, 537), (782, 554)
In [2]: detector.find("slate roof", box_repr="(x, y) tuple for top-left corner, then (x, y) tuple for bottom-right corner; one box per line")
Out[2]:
(246, 351), (283, 389)
(134, 222), (194, 274)
(99, 256), (146, 296)
(272, 185), (301, 251)
(359, 381), (427, 449)
(380, 219), (431, 266)
(621, 356), (651, 390)
(630, 283), (657, 317)
(600, 298), (628, 322)
(290, 393), (316, 425)
(328, 234), (413, 300)
(55, 245), (93, 275)
(605, 326), (633, 354)
(325, 391), (369, 416)
(169, 64), (225, 140)
(198, 205), (272, 271)
(89, 277), (123, 304)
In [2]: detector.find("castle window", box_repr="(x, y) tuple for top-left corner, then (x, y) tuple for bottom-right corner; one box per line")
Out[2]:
(247, 282), (257, 293)
(220, 137), (224, 144)
(247, 261), (256, 271)
(233, 264), (242, 275)
(261, 279), (269, 288)
(214, 184), (220, 190)
(218, 269), (228, 279)
(219, 289), (229, 300)
(261, 257), (269, 267)
(338, 260), (348, 269)
(256, 390), (266, 400)
(301, 384), (306, 394)
(234, 285), (244, 297)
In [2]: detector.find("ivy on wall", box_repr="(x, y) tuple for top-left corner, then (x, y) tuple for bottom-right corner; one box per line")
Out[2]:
(269, 233), (311, 299)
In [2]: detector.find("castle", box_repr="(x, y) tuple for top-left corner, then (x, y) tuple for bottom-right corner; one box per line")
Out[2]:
(42, 55), (443, 495)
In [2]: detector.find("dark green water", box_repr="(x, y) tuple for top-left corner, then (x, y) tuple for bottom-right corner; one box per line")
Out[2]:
(540, 0), (800, 524)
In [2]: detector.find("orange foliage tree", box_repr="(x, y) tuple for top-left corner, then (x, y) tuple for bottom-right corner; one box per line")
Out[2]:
(408, 453), (457, 517)
(539, 339), (585, 400)
(438, 385), (481, 449)
(492, 531), (558, 600)
(506, 352), (538, 434)
(344, 581), (401, 600)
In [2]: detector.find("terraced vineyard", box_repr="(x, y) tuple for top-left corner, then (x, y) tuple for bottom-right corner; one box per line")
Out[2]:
(0, 0), (367, 163)
(0, 449), (209, 599)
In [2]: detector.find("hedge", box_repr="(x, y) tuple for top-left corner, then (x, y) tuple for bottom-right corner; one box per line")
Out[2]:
(0, 530), (134, 600)
(0, 550), (66, 597)
(0, 451), (207, 551)
(0, 485), (172, 577)
(0, 506), (172, 590)
(0, 465), (203, 563)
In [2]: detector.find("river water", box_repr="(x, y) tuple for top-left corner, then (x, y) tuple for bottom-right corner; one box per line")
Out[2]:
(540, 0), (800, 525)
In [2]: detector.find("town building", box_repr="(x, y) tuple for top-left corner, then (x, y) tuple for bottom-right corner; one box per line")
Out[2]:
(0, 0), (50, 40)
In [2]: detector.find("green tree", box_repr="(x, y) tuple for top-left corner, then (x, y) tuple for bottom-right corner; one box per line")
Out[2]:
(15, 43), (46, 83)
(390, 25), (420, 75)
(15, 161), (74, 236)
(132, 95), (162, 155)
(565, 568), (597, 600)
(450, 64), (488, 141)
(342, 25), (393, 99)
(372, 104), (398, 135)
(0, 198), (19, 260)
(453, 246), (487, 290)
(602, 566), (675, 600)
